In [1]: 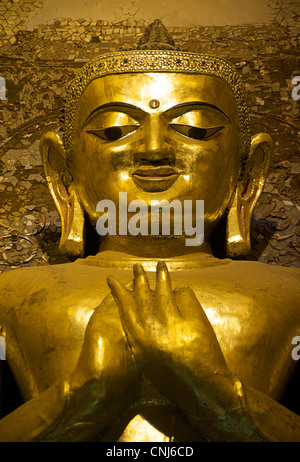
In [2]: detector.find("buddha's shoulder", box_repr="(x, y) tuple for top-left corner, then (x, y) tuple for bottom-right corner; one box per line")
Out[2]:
(0, 260), (118, 315)
(199, 259), (300, 318)
(170, 257), (300, 314)
(211, 258), (299, 283)
(228, 258), (299, 289)
(193, 258), (300, 292)
(0, 259), (112, 286)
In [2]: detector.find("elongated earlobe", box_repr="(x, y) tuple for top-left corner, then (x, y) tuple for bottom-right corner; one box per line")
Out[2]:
(40, 132), (85, 257)
(226, 133), (273, 257)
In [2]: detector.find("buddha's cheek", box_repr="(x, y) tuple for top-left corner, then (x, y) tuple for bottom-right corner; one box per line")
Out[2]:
(70, 136), (136, 220)
(190, 142), (240, 220)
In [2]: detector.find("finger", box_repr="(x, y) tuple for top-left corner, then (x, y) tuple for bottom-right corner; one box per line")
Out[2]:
(133, 264), (152, 313)
(107, 276), (144, 367)
(155, 261), (176, 317)
(107, 276), (139, 332)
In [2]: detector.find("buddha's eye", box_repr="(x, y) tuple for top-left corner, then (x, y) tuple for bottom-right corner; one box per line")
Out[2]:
(87, 125), (139, 141)
(170, 124), (223, 140)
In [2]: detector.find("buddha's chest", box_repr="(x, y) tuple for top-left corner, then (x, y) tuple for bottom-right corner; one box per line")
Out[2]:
(168, 271), (295, 399)
(7, 266), (296, 405)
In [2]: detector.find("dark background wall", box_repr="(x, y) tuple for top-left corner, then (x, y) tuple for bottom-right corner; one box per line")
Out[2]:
(0, 0), (299, 270)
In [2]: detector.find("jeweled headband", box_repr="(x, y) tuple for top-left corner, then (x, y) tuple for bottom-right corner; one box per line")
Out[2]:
(63, 35), (251, 171)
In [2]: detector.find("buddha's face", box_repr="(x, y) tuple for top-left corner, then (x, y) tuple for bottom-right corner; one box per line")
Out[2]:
(69, 72), (241, 234)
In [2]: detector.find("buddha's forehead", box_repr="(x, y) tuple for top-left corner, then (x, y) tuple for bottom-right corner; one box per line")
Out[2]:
(76, 72), (237, 128)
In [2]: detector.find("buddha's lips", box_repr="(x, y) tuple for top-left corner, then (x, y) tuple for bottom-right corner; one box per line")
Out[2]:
(132, 166), (179, 179)
(131, 166), (180, 192)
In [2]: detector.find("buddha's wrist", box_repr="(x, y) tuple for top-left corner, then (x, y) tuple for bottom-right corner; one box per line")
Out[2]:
(210, 376), (269, 442)
(178, 372), (268, 442)
(33, 379), (78, 442)
(39, 379), (100, 442)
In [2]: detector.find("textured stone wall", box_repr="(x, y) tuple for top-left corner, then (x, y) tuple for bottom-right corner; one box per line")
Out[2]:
(0, 0), (299, 270)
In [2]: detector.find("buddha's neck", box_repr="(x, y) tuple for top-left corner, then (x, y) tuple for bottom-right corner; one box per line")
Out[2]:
(98, 235), (213, 259)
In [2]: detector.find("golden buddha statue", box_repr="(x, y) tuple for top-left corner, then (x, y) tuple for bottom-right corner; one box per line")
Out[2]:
(0, 20), (300, 442)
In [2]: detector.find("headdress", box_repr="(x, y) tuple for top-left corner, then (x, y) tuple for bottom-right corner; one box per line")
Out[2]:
(63, 20), (251, 169)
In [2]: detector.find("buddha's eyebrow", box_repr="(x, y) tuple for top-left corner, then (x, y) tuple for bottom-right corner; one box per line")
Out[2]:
(83, 101), (230, 126)
(83, 102), (145, 125)
(163, 101), (230, 121)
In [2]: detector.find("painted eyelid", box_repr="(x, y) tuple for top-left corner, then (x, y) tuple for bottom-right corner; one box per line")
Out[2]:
(86, 125), (139, 140)
(169, 110), (228, 127)
(170, 123), (224, 131)
(86, 123), (140, 134)
(85, 112), (140, 130)
(170, 125), (223, 139)
(87, 125), (139, 133)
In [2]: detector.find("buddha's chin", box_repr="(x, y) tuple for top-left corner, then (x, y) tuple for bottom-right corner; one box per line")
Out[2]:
(132, 174), (179, 192)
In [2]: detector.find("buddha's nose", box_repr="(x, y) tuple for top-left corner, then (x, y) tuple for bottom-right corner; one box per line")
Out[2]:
(134, 114), (175, 165)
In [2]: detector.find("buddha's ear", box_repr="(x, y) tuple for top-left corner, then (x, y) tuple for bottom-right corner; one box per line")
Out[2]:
(226, 133), (273, 257)
(40, 132), (85, 257)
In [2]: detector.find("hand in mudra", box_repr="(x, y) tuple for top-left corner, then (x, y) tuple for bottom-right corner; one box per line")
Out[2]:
(107, 261), (243, 437)
(68, 291), (140, 435)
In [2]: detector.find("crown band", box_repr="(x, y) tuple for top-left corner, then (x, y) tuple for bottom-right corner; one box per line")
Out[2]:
(64, 50), (251, 168)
